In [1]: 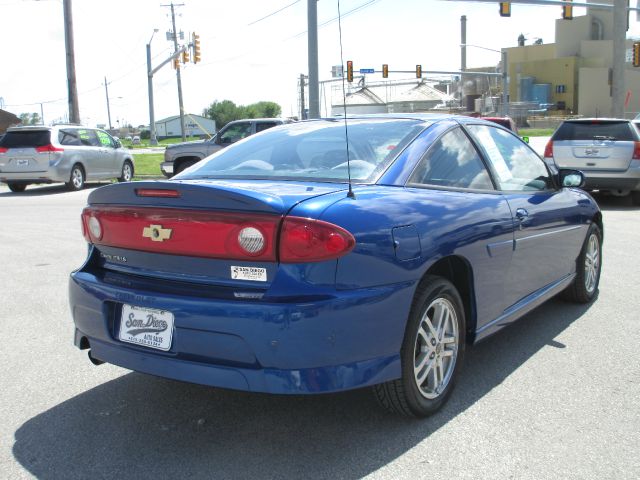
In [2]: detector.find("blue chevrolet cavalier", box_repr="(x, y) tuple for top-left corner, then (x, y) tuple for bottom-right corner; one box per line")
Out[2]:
(69, 115), (602, 417)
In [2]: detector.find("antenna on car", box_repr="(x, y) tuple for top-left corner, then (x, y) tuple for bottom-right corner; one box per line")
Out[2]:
(337, 0), (355, 199)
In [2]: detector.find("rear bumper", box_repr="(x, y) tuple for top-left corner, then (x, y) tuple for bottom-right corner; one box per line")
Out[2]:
(69, 269), (410, 394)
(0, 165), (69, 184)
(557, 159), (640, 192)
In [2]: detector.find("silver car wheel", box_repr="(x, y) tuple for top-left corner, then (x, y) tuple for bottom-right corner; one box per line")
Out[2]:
(584, 233), (600, 294)
(71, 167), (84, 189)
(122, 162), (132, 182)
(413, 297), (459, 400)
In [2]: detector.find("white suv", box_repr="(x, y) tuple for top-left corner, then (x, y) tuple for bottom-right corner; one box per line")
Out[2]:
(0, 125), (134, 192)
(544, 119), (640, 205)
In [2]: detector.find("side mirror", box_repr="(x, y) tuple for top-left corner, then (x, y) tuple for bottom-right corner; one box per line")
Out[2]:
(559, 169), (585, 188)
(114, 140), (122, 149)
(521, 136), (530, 144)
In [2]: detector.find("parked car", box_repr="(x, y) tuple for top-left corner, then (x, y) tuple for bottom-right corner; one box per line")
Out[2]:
(132, 135), (141, 145)
(481, 116), (518, 133)
(70, 114), (602, 417)
(161, 118), (294, 177)
(0, 125), (134, 192)
(544, 118), (640, 205)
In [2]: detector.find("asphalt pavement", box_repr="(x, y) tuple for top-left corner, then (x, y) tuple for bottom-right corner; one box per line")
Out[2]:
(0, 167), (638, 479)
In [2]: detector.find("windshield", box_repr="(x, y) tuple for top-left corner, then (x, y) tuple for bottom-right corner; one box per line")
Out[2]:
(177, 118), (427, 183)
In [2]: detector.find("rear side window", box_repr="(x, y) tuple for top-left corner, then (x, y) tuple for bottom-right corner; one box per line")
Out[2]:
(0, 130), (51, 148)
(408, 127), (494, 190)
(553, 121), (636, 141)
(59, 129), (82, 146)
(256, 122), (278, 133)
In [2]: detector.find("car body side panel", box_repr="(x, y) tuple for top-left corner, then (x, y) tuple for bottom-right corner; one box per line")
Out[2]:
(304, 185), (516, 346)
(502, 188), (592, 307)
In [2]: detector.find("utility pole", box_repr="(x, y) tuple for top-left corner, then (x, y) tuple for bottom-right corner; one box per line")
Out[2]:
(307, 0), (320, 119)
(146, 29), (159, 145)
(460, 15), (467, 72)
(104, 76), (112, 130)
(501, 50), (509, 116)
(611, 0), (626, 117)
(299, 74), (306, 120)
(163, 2), (187, 141)
(63, 0), (80, 124)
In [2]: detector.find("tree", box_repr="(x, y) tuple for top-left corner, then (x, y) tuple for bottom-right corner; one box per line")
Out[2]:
(18, 112), (42, 125)
(203, 100), (282, 129)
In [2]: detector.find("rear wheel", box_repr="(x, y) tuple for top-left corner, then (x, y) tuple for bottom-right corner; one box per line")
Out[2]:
(8, 183), (27, 193)
(373, 276), (465, 417)
(562, 223), (602, 303)
(118, 160), (133, 182)
(66, 164), (85, 191)
(631, 191), (640, 206)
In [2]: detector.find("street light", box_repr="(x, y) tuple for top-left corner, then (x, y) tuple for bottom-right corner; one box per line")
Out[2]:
(147, 28), (159, 146)
(460, 43), (509, 117)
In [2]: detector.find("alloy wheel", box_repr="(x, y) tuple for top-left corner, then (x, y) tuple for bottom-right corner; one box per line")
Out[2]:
(413, 297), (459, 399)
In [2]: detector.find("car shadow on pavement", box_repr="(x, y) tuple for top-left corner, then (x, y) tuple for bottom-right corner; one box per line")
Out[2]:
(591, 193), (640, 211)
(13, 298), (593, 480)
(0, 183), (106, 197)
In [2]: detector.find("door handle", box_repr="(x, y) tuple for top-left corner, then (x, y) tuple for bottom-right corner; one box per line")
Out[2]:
(515, 208), (529, 229)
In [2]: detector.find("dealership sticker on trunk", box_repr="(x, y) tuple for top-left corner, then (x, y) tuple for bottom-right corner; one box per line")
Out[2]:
(231, 266), (267, 282)
(118, 304), (174, 351)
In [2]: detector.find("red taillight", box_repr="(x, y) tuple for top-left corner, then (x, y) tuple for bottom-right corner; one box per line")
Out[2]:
(80, 208), (355, 264)
(0, 147), (8, 154)
(279, 217), (355, 263)
(543, 140), (553, 158)
(633, 141), (640, 160)
(135, 188), (180, 198)
(35, 144), (64, 153)
(81, 207), (279, 261)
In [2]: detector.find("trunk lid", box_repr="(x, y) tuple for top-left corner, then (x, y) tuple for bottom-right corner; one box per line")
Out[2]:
(84, 180), (348, 287)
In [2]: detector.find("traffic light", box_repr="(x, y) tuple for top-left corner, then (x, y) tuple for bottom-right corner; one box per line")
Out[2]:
(499, 2), (511, 17)
(382, 64), (388, 78)
(173, 57), (180, 70)
(182, 48), (190, 64)
(416, 64), (422, 78)
(562, 0), (573, 20)
(634, 42), (640, 68)
(192, 33), (201, 63)
(346, 60), (353, 82)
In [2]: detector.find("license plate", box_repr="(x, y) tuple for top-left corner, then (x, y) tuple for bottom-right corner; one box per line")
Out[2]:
(17, 159), (29, 166)
(118, 304), (174, 351)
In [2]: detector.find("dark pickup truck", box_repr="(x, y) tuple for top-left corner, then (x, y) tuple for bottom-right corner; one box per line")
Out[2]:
(161, 118), (293, 177)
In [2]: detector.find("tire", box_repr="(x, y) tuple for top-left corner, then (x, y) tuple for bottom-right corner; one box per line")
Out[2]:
(8, 183), (27, 193)
(373, 275), (466, 417)
(66, 164), (85, 191)
(175, 159), (197, 175)
(118, 160), (133, 182)
(562, 223), (602, 303)
(631, 191), (640, 206)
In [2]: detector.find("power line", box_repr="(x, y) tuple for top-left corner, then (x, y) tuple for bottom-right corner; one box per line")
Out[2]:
(247, 0), (301, 26)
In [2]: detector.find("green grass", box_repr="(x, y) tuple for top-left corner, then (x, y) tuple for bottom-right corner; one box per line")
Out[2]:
(133, 153), (164, 177)
(519, 128), (555, 137)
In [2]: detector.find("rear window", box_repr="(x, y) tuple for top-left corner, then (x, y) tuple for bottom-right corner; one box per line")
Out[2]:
(180, 119), (426, 183)
(553, 121), (636, 141)
(0, 130), (51, 148)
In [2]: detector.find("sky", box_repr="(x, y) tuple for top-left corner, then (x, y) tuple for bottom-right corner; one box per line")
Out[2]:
(1, 0), (639, 127)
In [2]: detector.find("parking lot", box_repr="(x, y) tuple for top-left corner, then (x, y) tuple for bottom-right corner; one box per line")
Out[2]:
(0, 182), (638, 479)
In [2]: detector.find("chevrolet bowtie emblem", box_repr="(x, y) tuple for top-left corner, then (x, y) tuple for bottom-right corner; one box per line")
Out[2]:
(142, 224), (172, 242)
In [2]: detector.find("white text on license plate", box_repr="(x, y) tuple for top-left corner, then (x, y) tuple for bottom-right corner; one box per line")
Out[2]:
(118, 304), (174, 351)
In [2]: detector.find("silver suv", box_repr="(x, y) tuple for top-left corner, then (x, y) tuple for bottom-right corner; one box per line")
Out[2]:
(0, 125), (134, 192)
(544, 118), (640, 205)
(161, 118), (292, 177)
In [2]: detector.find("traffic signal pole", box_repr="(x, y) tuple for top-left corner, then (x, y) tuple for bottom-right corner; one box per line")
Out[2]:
(169, 3), (187, 141)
